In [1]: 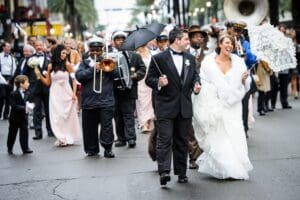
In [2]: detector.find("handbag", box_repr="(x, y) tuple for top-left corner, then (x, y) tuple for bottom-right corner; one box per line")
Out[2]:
(252, 64), (261, 87)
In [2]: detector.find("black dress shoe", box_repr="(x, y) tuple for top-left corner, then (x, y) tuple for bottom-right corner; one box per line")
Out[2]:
(32, 136), (42, 140)
(7, 149), (13, 155)
(23, 149), (33, 154)
(128, 139), (136, 148)
(115, 140), (126, 147)
(283, 105), (292, 109)
(267, 108), (274, 112)
(104, 150), (115, 158)
(47, 131), (54, 137)
(160, 173), (171, 185)
(87, 152), (98, 157)
(258, 111), (266, 116)
(178, 175), (188, 183)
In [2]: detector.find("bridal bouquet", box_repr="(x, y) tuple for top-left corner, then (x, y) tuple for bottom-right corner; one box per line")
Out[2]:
(27, 57), (41, 79)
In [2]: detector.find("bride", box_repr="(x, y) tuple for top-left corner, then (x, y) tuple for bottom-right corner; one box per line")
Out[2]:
(193, 34), (253, 180)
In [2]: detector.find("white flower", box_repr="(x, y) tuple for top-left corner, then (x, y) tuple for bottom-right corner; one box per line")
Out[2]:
(27, 57), (40, 68)
(185, 59), (190, 66)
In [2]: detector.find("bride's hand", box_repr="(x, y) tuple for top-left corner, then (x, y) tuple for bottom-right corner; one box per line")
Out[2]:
(242, 71), (249, 85)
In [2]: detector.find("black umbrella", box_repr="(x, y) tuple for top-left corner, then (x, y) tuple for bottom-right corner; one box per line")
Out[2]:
(121, 26), (157, 51)
(142, 21), (166, 36)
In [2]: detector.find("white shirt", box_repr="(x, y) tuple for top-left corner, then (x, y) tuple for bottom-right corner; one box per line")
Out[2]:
(35, 53), (45, 69)
(0, 52), (16, 76)
(170, 49), (183, 76)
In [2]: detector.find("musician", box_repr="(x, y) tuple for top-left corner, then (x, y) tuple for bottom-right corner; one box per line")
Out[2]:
(111, 31), (146, 148)
(75, 37), (116, 157)
(24, 40), (53, 139)
(0, 42), (16, 120)
(229, 20), (258, 137)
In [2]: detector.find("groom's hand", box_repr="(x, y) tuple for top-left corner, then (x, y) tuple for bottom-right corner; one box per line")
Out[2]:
(158, 74), (168, 87)
(193, 82), (201, 94)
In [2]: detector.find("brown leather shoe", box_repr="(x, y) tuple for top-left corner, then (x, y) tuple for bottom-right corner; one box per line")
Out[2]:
(189, 161), (199, 169)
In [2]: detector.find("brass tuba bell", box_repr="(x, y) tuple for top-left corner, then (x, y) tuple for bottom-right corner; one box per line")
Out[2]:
(224, 0), (269, 26)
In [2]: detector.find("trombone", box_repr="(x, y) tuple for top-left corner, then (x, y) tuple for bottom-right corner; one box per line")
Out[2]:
(93, 40), (116, 94)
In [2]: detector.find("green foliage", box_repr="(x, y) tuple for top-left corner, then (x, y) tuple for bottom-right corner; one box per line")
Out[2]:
(47, 0), (98, 26)
(136, 0), (154, 6)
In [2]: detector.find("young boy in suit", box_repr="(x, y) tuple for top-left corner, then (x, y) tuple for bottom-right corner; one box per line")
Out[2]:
(7, 75), (33, 154)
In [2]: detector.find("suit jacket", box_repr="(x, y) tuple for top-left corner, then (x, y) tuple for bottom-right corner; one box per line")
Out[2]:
(13, 57), (27, 80)
(76, 57), (117, 109)
(23, 53), (50, 101)
(114, 51), (146, 99)
(9, 90), (28, 122)
(145, 49), (200, 119)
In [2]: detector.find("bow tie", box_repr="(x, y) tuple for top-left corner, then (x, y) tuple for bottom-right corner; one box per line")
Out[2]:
(35, 54), (44, 57)
(4, 54), (9, 57)
(170, 48), (183, 56)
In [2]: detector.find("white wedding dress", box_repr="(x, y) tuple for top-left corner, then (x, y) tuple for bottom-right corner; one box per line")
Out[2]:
(193, 52), (253, 180)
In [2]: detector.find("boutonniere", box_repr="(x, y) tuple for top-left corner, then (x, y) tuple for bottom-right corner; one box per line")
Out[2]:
(184, 59), (190, 67)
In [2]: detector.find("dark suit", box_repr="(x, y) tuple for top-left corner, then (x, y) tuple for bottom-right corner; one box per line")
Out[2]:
(145, 49), (200, 175)
(23, 53), (53, 137)
(114, 51), (146, 143)
(7, 90), (30, 152)
(76, 57), (117, 154)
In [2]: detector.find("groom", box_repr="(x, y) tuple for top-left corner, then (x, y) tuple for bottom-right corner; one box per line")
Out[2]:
(146, 28), (201, 186)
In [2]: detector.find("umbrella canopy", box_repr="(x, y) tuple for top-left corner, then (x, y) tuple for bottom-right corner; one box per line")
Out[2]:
(121, 26), (157, 51)
(121, 22), (166, 51)
(248, 23), (297, 72)
(142, 21), (166, 36)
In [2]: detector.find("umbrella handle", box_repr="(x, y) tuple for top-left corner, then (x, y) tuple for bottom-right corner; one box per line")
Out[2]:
(150, 54), (162, 75)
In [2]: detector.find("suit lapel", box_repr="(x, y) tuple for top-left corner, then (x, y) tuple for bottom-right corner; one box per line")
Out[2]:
(183, 53), (190, 85)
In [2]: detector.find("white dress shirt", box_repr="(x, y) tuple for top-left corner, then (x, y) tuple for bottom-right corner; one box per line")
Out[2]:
(0, 52), (16, 76)
(170, 49), (183, 76)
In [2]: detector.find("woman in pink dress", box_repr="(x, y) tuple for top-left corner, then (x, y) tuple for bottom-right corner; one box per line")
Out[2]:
(136, 45), (155, 133)
(35, 44), (81, 146)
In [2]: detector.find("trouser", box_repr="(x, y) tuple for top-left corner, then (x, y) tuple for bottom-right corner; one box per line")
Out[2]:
(115, 97), (136, 142)
(33, 93), (52, 137)
(188, 125), (202, 163)
(82, 107), (114, 154)
(278, 73), (290, 107)
(257, 91), (267, 112)
(7, 119), (29, 151)
(0, 82), (13, 118)
(156, 116), (190, 175)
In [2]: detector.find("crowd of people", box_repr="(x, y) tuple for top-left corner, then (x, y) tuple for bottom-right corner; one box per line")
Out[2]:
(0, 19), (299, 186)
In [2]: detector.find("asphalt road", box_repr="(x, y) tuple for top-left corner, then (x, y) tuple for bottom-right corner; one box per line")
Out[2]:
(0, 97), (299, 200)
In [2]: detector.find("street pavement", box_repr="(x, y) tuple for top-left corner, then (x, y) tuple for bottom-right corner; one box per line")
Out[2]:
(0, 97), (299, 200)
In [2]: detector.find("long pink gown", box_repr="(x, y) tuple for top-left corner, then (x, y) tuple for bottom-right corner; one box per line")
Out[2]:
(136, 55), (155, 128)
(49, 71), (81, 145)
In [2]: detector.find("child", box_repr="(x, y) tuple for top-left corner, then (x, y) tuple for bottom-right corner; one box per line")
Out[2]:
(7, 75), (33, 154)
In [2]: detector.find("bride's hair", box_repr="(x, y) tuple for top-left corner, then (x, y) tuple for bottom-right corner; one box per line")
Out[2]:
(215, 34), (235, 54)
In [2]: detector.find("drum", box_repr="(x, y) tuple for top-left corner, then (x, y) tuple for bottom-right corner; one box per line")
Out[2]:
(114, 51), (132, 90)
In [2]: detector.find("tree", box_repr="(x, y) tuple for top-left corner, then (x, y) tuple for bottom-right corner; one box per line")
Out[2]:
(47, 0), (97, 38)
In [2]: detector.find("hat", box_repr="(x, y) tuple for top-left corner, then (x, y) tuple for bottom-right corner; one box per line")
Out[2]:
(156, 34), (168, 41)
(188, 25), (208, 37)
(232, 20), (247, 30)
(111, 31), (127, 40)
(88, 36), (104, 47)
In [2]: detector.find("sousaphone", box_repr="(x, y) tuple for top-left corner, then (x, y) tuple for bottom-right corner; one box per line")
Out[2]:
(224, 0), (269, 26)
